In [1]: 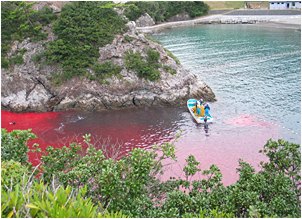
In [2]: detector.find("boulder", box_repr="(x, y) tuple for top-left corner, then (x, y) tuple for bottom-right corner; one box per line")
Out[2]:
(167, 12), (191, 22)
(135, 13), (155, 27)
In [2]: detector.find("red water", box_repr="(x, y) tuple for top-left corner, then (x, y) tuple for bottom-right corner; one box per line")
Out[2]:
(1, 108), (288, 185)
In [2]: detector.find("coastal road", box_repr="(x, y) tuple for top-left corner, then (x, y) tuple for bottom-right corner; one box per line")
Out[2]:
(137, 10), (301, 33)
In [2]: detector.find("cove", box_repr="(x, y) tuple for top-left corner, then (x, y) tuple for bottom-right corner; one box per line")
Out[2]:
(1, 24), (300, 186)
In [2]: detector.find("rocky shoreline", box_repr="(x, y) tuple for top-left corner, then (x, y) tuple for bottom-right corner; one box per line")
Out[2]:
(1, 22), (216, 112)
(137, 13), (301, 33)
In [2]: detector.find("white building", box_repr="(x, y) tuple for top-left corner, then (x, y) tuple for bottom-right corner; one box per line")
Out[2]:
(269, 1), (301, 9)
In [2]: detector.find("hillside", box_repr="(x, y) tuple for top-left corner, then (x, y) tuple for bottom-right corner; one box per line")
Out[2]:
(1, 1), (215, 112)
(205, 1), (245, 9)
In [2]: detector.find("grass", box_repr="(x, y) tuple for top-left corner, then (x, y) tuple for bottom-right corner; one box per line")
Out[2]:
(205, 1), (245, 10)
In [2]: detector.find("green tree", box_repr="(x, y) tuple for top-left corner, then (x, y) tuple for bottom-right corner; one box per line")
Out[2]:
(1, 130), (300, 218)
(124, 49), (161, 81)
(124, 1), (209, 23)
(44, 1), (126, 84)
(1, 129), (36, 164)
(1, 2), (55, 68)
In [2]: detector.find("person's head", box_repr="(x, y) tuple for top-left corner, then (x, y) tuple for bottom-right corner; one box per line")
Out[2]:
(200, 98), (203, 103)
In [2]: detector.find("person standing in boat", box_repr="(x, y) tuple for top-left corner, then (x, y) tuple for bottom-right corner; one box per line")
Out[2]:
(192, 101), (201, 116)
(200, 103), (205, 117)
(204, 102), (210, 116)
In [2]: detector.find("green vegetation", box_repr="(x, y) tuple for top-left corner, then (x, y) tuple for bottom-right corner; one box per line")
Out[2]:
(124, 49), (161, 81)
(1, 129), (36, 164)
(2, 176), (128, 218)
(2, 1), (183, 83)
(123, 34), (135, 43)
(31, 52), (45, 64)
(44, 2), (126, 85)
(1, 2), (56, 68)
(124, 1), (209, 23)
(145, 34), (181, 65)
(1, 128), (300, 218)
(1, 160), (30, 190)
(163, 65), (177, 75)
(5, 48), (27, 68)
(165, 48), (180, 64)
(206, 1), (245, 10)
(90, 61), (122, 83)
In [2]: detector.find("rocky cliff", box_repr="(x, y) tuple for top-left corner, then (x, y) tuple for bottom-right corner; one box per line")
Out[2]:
(1, 20), (215, 112)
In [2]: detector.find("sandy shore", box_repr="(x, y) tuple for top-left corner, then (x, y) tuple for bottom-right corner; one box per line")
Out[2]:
(137, 14), (301, 33)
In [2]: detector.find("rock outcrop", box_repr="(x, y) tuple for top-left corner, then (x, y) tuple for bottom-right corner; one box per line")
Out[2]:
(135, 13), (155, 27)
(167, 12), (191, 22)
(1, 22), (216, 112)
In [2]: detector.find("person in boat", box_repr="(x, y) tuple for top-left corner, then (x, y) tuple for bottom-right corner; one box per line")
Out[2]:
(192, 101), (201, 116)
(204, 102), (210, 116)
(200, 104), (205, 117)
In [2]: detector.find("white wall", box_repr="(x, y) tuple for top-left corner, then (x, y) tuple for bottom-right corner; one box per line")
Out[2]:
(270, 1), (301, 9)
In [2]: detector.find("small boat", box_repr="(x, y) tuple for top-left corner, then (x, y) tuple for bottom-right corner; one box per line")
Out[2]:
(187, 99), (213, 124)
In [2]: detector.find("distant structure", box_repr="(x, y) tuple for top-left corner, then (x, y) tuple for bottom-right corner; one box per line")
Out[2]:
(269, 1), (301, 9)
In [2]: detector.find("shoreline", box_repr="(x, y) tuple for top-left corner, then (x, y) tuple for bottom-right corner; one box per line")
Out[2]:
(137, 14), (301, 33)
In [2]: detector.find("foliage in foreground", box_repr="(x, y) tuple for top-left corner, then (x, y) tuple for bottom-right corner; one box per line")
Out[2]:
(2, 177), (127, 218)
(1, 129), (36, 164)
(1, 129), (301, 218)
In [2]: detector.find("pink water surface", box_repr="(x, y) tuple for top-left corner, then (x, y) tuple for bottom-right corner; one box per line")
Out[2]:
(1, 108), (285, 185)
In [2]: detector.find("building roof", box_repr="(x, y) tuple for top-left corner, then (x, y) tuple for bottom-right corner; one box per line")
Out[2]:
(269, 1), (301, 2)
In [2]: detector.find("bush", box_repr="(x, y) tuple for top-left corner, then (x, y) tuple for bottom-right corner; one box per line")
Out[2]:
(1, 179), (128, 218)
(1, 129), (36, 164)
(31, 52), (45, 63)
(1, 2), (56, 67)
(1, 132), (300, 218)
(164, 48), (180, 65)
(1, 57), (9, 68)
(30, 6), (57, 26)
(38, 134), (177, 217)
(163, 65), (177, 75)
(93, 61), (122, 82)
(123, 35), (135, 43)
(1, 160), (30, 190)
(9, 54), (24, 65)
(146, 48), (160, 67)
(124, 1), (209, 23)
(44, 2), (126, 84)
(124, 49), (161, 81)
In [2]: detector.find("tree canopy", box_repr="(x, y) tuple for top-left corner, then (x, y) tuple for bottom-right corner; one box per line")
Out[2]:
(1, 128), (301, 218)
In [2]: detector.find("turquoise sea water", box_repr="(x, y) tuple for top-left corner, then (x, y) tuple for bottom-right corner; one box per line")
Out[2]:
(153, 24), (301, 143)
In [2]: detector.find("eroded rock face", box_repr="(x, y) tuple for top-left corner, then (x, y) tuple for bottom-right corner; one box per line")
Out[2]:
(167, 12), (191, 22)
(1, 22), (216, 112)
(135, 13), (155, 27)
(32, 1), (66, 13)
